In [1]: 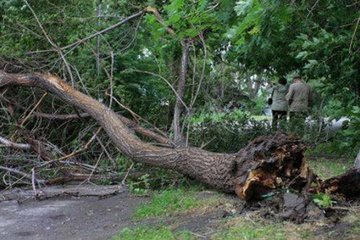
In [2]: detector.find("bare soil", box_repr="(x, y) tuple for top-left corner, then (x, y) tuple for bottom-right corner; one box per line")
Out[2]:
(0, 185), (148, 240)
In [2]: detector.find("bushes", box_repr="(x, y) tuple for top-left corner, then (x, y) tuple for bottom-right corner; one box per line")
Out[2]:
(188, 109), (271, 152)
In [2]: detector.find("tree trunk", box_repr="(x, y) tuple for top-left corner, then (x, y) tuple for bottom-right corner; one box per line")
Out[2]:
(172, 40), (190, 145)
(0, 70), (358, 201)
(354, 150), (360, 170)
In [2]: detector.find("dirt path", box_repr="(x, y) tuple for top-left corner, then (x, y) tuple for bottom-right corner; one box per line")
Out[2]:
(1, 185), (359, 240)
(0, 186), (148, 240)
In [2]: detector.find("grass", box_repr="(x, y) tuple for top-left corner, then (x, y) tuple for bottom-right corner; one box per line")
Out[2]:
(212, 217), (287, 240)
(112, 225), (195, 240)
(349, 219), (360, 235)
(134, 188), (219, 219)
(112, 186), (360, 240)
(113, 188), (221, 239)
(112, 155), (359, 240)
(344, 211), (360, 236)
(307, 157), (352, 179)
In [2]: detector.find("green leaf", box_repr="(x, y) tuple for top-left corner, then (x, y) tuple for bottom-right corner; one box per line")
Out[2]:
(198, 0), (208, 11)
(234, 0), (254, 16)
(296, 51), (308, 59)
(304, 59), (318, 69)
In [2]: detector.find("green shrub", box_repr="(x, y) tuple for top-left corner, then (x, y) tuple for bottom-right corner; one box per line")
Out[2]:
(188, 109), (271, 152)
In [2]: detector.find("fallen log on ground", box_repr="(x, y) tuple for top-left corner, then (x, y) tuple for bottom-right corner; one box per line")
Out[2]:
(0, 70), (359, 202)
(0, 184), (125, 202)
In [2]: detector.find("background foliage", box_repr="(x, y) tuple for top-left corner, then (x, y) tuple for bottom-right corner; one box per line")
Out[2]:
(0, 0), (359, 187)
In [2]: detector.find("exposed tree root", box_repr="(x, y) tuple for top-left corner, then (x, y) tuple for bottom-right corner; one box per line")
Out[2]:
(320, 168), (360, 198)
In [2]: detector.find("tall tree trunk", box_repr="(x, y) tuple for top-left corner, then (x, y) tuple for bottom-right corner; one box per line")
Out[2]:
(0, 70), (358, 201)
(172, 40), (190, 145)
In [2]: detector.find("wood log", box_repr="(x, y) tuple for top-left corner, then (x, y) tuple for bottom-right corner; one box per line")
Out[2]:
(0, 70), (358, 200)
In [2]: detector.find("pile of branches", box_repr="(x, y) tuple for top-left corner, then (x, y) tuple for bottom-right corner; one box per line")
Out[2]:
(0, 125), (125, 189)
(0, 75), (171, 192)
(0, 71), (121, 189)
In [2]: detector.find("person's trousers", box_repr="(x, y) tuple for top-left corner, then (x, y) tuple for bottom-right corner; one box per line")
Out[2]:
(272, 110), (287, 130)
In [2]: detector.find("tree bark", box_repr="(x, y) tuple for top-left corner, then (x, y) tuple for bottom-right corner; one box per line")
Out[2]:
(0, 70), (358, 201)
(172, 40), (190, 145)
(354, 150), (360, 170)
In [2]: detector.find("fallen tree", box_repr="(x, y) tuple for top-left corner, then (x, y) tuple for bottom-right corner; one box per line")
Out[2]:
(0, 70), (359, 201)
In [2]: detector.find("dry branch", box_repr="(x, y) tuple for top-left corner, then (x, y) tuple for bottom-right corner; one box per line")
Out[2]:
(0, 166), (44, 184)
(0, 135), (31, 150)
(0, 94), (170, 145)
